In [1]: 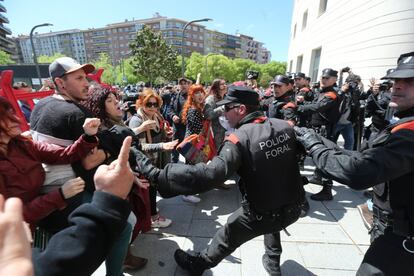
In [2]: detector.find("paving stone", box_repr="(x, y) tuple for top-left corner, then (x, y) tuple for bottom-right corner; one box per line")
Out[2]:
(330, 209), (370, 245)
(281, 223), (353, 244)
(307, 268), (357, 276)
(297, 242), (364, 270)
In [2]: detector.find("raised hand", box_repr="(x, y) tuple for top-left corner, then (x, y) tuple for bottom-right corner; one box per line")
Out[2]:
(83, 118), (101, 136)
(0, 195), (33, 276)
(94, 136), (134, 199)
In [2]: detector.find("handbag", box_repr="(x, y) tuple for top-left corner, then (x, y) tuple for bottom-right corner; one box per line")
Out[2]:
(176, 120), (217, 164)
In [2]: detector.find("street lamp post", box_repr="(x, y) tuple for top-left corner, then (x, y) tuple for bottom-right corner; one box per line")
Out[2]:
(120, 50), (132, 83)
(181, 18), (212, 78)
(30, 23), (53, 87)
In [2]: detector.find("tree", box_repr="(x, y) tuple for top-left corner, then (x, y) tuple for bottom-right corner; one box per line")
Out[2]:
(185, 52), (204, 82)
(91, 53), (116, 84)
(129, 25), (180, 85)
(37, 53), (65, 64)
(0, 50), (15, 65)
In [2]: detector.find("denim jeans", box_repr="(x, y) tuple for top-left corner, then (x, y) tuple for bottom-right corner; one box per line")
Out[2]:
(335, 123), (355, 150)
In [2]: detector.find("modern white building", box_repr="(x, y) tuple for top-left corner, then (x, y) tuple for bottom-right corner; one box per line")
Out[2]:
(287, 0), (414, 83)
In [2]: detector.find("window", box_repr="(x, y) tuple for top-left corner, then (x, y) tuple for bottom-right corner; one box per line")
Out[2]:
(319, 0), (328, 16)
(289, 60), (293, 72)
(309, 47), (322, 82)
(296, 55), (303, 72)
(293, 24), (297, 39)
(302, 10), (308, 30)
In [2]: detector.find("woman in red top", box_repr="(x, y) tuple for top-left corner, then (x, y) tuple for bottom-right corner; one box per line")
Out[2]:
(0, 97), (99, 230)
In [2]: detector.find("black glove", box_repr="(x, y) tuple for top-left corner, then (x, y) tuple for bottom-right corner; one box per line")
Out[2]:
(294, 126), (323, 151)
(131, 147), (161, 183)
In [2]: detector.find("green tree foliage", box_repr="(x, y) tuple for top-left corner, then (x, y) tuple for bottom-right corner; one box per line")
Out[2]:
(37, 53), (65, 64)
(129, 25), (180, 85)
(92, 53), (116, 84)
(183, 53), (286, 87)
(0, 50), (15, 65)
(115, 57), (141, 84)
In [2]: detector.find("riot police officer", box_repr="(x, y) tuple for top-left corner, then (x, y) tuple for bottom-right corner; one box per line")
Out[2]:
(137, 86), (305, 275)
(294, 52), (414, 275)
(268, 75), (297, 124)
(295, 68), (341, 201)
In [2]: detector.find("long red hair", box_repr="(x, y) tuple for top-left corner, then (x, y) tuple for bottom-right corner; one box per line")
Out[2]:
(181, 84), (205, 124)
(0, 97), (24, 155)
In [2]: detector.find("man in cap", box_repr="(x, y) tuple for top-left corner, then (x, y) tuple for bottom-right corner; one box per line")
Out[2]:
(30, 57), (144, 272)
(294, 68), (341, 201)
(268, 75), (297, 123)
(295, 52), (414, 275)
(136, 85), (305, 275)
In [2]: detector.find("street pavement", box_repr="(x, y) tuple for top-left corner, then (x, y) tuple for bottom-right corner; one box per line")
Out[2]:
(93, 158), (370, 276)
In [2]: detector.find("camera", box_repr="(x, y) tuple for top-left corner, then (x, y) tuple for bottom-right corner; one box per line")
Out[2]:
(246, 70), (259, 80)
(311, 81), (320, 89)
(379, 81), (392, 92)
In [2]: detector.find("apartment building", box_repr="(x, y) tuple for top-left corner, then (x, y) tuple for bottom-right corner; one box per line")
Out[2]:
(287, 0), (414, 82)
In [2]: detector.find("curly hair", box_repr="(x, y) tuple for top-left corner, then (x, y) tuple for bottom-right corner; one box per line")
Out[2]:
(181, 84), (205, 124)
(135, 88), (163, 110)
(81, 83), (117, 128)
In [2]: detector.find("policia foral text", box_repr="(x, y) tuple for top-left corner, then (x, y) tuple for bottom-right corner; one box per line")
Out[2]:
(137, 85), (305, 276)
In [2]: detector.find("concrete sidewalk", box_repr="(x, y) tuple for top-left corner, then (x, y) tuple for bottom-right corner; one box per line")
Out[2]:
(94, 163), (370, 276)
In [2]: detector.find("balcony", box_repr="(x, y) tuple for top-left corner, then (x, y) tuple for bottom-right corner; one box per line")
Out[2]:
(0, 13), (8, 23)
(0, 3), (6, 12)
(0, 24), (11, 35)
(0, 34), (12, 44)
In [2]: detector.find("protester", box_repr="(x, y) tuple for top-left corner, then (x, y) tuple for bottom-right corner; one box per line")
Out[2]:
(0, 136), (135, 276)
(128, 88), (178, 228)
(203, 79), (227, 148)
(0, 96), (99, 232)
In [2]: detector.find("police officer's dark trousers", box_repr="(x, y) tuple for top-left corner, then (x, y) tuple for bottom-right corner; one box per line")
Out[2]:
(200, 204), (301, 273)
(356, 219), (414, 276)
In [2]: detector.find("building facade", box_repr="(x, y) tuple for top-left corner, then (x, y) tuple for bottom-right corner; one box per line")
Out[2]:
(16, 15), (270, 65)
(0, 0), (15, 60)
(287, 0), (414, 82)
(18, 29), (87, 64)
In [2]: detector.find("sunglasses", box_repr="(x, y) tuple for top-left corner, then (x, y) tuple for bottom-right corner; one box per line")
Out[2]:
(146, 102), (159, 108)
(224, 104), (240, 112)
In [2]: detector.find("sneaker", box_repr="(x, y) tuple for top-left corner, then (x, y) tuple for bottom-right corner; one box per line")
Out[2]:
(357, 203), (373, 230)
(174, 249), (209, 276)
(182, 195), (201, 203)
(151, 214), (172, 228)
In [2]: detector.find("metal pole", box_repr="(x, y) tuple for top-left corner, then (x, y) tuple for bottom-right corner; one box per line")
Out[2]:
(29, 23), (53, 87)
(181, 18), (213, 78)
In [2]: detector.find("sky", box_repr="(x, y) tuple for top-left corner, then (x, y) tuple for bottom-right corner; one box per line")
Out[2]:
(6, 0), (293, 61)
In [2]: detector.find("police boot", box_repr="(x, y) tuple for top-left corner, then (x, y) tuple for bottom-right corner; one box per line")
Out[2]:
(310, 182), (333, 201)
(174, 249), (210, 276)
(307, 174), (323, 186)
(300, 198), (310, 218)
(262, 254), (282, 276)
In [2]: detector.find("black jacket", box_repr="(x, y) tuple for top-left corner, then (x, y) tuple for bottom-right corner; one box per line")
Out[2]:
(307, 108), (414, 235)
(156, 111), (304, 212)
(33, 192), (130, 276)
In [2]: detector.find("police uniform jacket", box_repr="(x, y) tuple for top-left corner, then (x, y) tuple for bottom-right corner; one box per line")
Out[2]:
(156, 111), (304, 213)
(268, 90), (297, 124)
(296, 85), (340, 127)
(305, 107), (414, 236)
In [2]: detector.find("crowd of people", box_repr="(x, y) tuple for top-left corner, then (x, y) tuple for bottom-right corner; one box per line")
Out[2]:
(0, 51), (413, 276)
